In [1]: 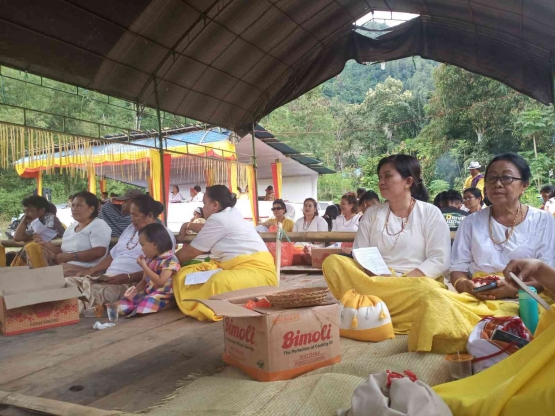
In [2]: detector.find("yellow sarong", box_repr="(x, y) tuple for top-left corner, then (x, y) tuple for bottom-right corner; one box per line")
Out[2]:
(172, 251), (277, 321)
(11, 242), (52, 268)
(322, 255), (519, 354)
(434, 305), (555, 415)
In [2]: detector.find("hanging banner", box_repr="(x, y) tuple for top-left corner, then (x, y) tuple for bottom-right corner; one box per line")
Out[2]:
(229, 162), (238, 194)
(149, 150), (172, 207)
(99, 179), (107, 193)
(271, 161), (282, 199)
(204, 168), (215, 187)
(88, 167), (97, 195)
(247, 165), (259, 225)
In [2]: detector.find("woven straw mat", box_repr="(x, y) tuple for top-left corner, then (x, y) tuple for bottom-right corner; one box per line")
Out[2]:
(142, 335), (450, 416)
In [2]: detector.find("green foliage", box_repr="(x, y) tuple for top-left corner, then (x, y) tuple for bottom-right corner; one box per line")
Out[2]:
(317, 170), (358, 201)
(264, 60), (555, 203)
(428, 180), (450, 197)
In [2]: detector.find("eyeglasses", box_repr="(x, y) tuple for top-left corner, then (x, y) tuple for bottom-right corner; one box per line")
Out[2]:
(462, 196), (476, 201)
(271, 207), (284, 211)
(485, 175), (522, 185)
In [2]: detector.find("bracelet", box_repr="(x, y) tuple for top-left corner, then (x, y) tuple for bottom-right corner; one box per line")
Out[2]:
(452, 277), (468, 291)
(73, 252), (79, 261)
(127, 273), (131, 283)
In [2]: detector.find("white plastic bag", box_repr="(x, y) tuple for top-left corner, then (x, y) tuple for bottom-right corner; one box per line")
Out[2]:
(467, 316), (532, 374)
(338, 371), (452, 416)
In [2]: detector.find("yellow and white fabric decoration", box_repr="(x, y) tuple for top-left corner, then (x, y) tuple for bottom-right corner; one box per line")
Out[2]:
(339, 289), (395, 342)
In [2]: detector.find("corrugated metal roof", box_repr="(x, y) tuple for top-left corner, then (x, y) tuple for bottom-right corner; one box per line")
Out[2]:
(253, 125), (335, 175)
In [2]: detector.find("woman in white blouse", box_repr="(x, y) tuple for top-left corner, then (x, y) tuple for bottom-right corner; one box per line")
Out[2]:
(293, 198), (328, 263)
(34, 191), (112, 277)
(331, 193), (360, 233)
(293, 198), (328, 232)
(322, 155), (451, 342)
(173, 185), (277, 321)
(410, 153), (555, 354)
(169, 185), (183, 203)
(450, 153), (555, 299)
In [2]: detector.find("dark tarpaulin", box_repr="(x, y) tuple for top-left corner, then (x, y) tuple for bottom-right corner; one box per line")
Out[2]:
(0, 0), (553, 133)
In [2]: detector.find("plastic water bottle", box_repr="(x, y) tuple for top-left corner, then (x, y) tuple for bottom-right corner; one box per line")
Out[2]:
(519, 287), (539, 334)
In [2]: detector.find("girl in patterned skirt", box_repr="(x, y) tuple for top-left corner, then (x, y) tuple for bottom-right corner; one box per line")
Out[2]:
(120, 223), (180, 316)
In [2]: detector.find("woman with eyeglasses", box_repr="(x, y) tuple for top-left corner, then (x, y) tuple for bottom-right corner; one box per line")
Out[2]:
(462, 187), (483, 213)
(408, 153), (555, 354)
(259, 199), (294, 232)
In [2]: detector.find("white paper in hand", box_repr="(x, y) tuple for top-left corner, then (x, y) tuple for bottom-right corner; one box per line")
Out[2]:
(185, 269), (222, 285)
(30, 218), (58, 242)
(352, 247), (391, 276)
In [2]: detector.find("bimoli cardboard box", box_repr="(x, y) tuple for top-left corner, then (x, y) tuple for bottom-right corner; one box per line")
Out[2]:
(197, 287), (341, 382)
(311, 247), (352, 268)
(0, 265), (80, 335)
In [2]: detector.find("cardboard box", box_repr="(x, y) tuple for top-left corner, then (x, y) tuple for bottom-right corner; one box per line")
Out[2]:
(311, 247), (352, 268)
(199, 288), (341, 382)
(0, 266), (80, 335)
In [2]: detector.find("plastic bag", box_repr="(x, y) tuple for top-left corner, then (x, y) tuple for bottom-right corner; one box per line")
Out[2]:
(338, 371), (452, 416)
(265, 224), (294, 267)
(467, 315), (532, 374)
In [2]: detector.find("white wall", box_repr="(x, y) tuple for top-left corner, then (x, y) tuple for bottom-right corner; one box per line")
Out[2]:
(256, 175), (318, 203)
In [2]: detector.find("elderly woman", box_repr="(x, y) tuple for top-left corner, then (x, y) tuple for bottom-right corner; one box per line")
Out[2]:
(259, 199), (294, 232)
(66, 194), (175, 311)
(173, 185), (277, 321)
(462, 187), (483, 214)
(11, 195), (66, 267)
(322, 155), (451, 338)
(434, 259), (555, 416)
(33, 191), (111, 276)
(408, 153), (555, 354)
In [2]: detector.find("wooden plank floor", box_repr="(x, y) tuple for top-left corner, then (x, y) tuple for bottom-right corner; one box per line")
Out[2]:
(0, 273), (325, 415)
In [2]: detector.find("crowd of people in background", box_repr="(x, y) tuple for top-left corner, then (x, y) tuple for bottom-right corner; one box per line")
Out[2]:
(2, 152), (554, 413)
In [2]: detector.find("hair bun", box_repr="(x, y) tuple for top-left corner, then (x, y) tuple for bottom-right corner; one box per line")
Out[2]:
(155, 201), (165, 216)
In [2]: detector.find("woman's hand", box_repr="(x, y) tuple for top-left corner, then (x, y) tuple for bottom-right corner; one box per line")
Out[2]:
(457, 278), (517, 301)
(124, 286), (137, 300)
(76, 268), (93, 277)
(504, 259), (544, 288)
(137, 255), (148, 269)
(55, 252), (74, 264)
(33, 234), (45, 245)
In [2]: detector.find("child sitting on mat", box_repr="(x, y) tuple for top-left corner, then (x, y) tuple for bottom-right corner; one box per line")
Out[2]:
(119, 223), (180, 316)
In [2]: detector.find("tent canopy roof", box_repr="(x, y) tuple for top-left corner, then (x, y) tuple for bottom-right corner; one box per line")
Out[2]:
(1, 1), (553, 132)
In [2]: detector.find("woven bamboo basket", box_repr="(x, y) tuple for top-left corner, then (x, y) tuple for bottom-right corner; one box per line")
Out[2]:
(266, 287), (330, 308)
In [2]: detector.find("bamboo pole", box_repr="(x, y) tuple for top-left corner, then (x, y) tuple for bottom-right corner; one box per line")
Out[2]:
(275, 223), (282, 285)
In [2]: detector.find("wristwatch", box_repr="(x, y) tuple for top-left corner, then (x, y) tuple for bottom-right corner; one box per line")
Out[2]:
(73, 252), (79, 261)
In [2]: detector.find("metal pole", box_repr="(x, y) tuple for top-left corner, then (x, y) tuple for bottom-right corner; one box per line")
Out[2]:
(153, 76), (167, 225)
(252, 121), (259, 224)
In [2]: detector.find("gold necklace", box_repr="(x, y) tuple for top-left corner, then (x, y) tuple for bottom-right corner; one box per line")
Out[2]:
(381, 199), (415, 251)
(488, 204), (522, 250)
